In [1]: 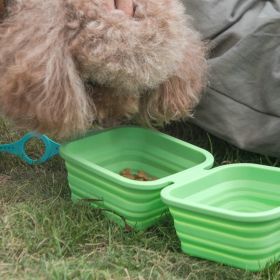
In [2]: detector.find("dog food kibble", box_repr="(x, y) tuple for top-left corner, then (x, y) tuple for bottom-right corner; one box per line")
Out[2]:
(120, 168), (132, 176)
(120, 169), (157, 181)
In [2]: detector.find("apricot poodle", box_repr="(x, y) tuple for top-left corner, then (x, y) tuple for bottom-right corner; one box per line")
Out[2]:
(0, 0), (206, 138)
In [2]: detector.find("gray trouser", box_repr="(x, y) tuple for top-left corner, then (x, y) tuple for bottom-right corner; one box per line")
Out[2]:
(183, 0), (280, 157)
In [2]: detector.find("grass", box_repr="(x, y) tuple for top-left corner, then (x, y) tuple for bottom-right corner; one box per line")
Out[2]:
(1, 119), (280, 280)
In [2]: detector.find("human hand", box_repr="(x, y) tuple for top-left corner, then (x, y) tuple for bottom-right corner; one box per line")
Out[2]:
(105, 0), (134, 16)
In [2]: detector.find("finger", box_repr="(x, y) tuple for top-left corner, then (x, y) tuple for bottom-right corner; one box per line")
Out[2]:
(115, 0), (134, 16)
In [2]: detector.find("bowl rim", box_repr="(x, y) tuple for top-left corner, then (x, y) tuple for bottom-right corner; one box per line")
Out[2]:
(59, 126), (214, 191)
(161, 163), (280, 222)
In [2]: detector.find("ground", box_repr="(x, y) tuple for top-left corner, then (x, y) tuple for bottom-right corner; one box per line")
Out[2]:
(1, 119), (280, 280)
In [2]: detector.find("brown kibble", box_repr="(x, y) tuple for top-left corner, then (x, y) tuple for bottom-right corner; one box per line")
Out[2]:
(120, 168), (134, 180)
(119, 168), (157, 181)
(136, 170), (148, 180)
(120, 168), (132, 176)
(137, 170), (146, 177)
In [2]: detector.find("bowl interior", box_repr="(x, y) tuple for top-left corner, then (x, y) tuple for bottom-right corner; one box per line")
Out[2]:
(169, 165), (280, 213)
(61, 127), (208, 180)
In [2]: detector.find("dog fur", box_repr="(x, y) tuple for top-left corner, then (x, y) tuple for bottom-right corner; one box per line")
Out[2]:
(0, 0), (206, 139)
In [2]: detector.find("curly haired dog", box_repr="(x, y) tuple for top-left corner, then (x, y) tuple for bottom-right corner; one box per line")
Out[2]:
(0, 0), (206, 139)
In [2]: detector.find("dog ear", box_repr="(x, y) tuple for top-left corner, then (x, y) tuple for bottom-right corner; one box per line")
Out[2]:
(139, 36), (207, 127)
(0, 1), (94, 139)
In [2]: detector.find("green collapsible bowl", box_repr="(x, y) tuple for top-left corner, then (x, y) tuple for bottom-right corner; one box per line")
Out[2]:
(161, 163), (280, 271)
(60, 126), (214, 230)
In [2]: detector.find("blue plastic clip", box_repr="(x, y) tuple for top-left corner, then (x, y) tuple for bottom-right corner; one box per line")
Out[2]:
(0, 132), (60, 165)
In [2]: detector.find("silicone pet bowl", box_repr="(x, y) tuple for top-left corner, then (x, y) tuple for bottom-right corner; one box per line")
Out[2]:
(161, 163), (280, 271)
(60, 126), (214, 230)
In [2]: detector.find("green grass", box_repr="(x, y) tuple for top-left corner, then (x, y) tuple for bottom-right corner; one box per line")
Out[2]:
(1, 119), (280, 280)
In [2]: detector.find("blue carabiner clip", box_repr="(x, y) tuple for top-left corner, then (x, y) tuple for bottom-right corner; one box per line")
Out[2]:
(0, 132), (60, 165)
